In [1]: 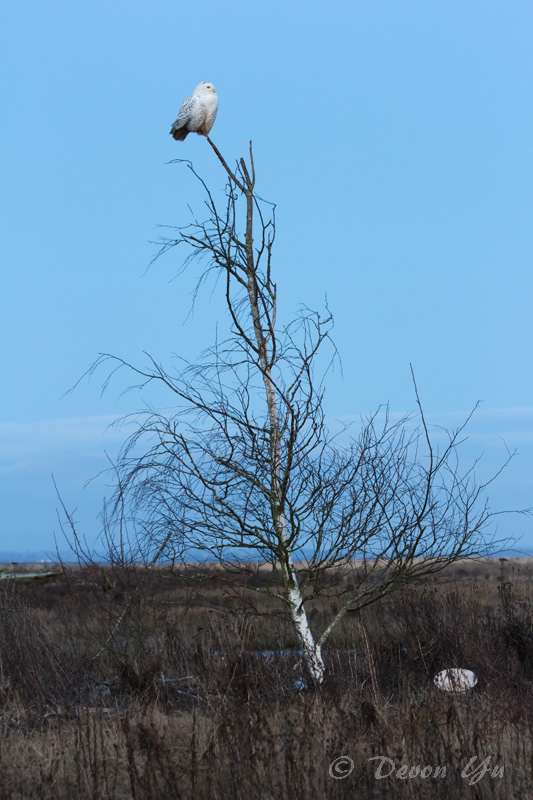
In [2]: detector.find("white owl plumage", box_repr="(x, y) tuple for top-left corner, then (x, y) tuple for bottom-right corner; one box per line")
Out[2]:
(170, 82), (218, 141)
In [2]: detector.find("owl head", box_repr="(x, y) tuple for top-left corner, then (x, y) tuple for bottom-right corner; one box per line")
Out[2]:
(195, 81), (217, 95)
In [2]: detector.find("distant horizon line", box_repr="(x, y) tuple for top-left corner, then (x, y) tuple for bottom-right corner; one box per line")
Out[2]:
(1, 548), (532, 565)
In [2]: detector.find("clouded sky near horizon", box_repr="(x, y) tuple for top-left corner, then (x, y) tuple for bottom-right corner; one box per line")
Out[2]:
(1, 0), (532, 557)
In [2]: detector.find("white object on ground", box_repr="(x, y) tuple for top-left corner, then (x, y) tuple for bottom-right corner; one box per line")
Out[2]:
(433, 668), (478, 692)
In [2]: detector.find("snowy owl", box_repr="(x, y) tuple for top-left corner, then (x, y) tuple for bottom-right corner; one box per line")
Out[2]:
(169, 82), (218, 141)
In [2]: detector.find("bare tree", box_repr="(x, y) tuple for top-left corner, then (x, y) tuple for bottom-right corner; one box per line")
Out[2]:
(84, 139), (514, 685)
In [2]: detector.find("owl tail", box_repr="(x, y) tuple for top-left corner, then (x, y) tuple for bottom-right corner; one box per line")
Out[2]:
(170, 123), (188, 141)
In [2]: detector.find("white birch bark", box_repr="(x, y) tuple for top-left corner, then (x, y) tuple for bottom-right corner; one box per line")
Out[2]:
(241, 167), (324, 684)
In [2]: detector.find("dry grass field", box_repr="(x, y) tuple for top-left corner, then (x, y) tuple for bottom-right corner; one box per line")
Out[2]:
(0, 557), (532, 799)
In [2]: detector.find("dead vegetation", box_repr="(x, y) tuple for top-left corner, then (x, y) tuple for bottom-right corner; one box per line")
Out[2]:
(0, 558), (532, 798)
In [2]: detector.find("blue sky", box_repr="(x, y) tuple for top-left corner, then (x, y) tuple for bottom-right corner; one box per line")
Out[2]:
(1, 0), (532, 558)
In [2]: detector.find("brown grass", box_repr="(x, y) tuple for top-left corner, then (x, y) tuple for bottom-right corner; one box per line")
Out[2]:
(0, 558), (532, 798)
